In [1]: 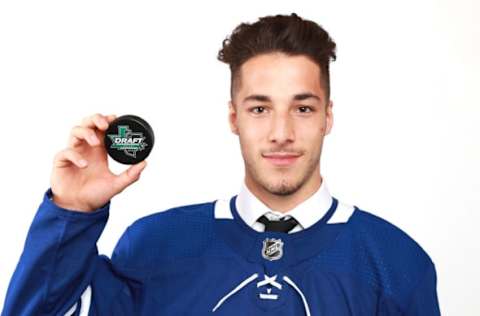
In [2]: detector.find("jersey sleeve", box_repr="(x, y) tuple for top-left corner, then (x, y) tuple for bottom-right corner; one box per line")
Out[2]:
(1, 188), (136, 315)
(403, 261), (441, 315)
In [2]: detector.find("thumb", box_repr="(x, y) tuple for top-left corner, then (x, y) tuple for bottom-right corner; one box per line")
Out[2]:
(113, 160), (148, 193)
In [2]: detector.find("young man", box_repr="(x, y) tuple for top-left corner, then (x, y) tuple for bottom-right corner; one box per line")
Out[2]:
(2, 13), (440, 315)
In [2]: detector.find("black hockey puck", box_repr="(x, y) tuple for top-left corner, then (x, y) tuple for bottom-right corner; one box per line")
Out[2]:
(104, 114), (154, 165)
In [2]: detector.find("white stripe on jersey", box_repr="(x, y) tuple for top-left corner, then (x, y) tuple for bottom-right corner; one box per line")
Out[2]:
(327, 201), (355, 224)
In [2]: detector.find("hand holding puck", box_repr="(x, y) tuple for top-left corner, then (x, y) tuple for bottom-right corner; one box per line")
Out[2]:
(104, 114), (155, 164)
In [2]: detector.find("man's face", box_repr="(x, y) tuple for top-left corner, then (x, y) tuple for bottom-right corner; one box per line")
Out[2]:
(228, 52), (333, 196)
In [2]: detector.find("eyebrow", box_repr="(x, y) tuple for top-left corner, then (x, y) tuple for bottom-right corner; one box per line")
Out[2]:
(242, 92), (321, 103)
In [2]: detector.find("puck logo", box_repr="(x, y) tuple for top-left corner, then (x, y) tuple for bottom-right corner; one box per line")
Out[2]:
(107, 125), (148, 158)
(261, 238), (284, 261)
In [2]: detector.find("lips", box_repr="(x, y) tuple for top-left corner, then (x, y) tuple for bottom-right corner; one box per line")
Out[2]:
(263, 152), (301, 166)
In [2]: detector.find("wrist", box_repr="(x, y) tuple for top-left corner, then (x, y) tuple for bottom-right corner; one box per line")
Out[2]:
(51, 193), (95, 213)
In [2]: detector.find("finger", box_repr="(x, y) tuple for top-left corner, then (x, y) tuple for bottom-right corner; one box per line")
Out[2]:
(106, 114), (117, 122)
(80, 113), (110, 131)
(68, 126), (101, 148)
(112, 160), (147, 193)
(54, 148), (88, 168)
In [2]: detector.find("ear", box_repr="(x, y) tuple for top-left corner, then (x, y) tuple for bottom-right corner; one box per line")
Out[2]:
(228, 100), (239, 135)
(324, 100), (334, 136)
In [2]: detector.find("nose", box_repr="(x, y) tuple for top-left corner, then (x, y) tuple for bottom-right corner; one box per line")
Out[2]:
(268, 111), (295, 145)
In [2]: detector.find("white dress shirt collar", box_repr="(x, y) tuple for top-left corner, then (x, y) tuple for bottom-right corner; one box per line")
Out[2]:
(235, 177), (333, 231)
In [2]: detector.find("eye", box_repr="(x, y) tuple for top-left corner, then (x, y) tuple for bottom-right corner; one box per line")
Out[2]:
(298, 106), (314, 113)
(250, 106), (267, 114)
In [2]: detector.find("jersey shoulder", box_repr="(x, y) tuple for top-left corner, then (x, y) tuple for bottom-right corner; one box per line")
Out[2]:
(346, 207), (436, 307)
(351, 207), (434, 262)
(111, 199), (217, 271)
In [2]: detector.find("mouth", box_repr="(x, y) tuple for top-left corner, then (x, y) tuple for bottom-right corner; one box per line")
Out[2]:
(262, 152), (301, 167)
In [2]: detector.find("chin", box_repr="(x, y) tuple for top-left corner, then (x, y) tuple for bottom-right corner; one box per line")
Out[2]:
(258, 173), (303, 195)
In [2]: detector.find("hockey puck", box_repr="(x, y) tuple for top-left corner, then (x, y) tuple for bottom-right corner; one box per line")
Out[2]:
(104, 114), (154, 164)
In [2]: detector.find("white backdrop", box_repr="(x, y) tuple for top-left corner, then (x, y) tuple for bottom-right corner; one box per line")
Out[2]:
(1, 0), (478, 314)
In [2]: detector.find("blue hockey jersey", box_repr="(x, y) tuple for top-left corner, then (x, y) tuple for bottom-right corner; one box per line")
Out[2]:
(2, 187), (441, 315)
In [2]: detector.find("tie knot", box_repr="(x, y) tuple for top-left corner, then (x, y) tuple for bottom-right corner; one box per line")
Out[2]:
(257, 214), (299, 233)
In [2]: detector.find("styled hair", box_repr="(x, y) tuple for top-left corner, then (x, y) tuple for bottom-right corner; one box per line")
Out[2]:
(217, 12), (337, 105)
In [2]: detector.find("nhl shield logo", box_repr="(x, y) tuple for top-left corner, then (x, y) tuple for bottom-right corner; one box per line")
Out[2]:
(261, 238), (284, 261)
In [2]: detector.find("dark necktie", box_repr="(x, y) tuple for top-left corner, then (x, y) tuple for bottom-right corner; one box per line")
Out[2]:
(257, 215), (299, 233)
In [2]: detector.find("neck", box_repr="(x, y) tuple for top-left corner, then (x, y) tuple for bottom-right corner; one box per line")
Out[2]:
(244, 168), (322, 214)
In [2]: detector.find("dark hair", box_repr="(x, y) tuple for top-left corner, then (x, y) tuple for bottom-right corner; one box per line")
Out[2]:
(217, 13), (337, 105)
